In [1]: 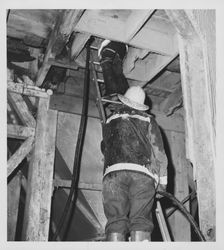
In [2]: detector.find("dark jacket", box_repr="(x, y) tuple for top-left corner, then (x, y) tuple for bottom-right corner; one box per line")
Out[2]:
(101, 106), (168, 185)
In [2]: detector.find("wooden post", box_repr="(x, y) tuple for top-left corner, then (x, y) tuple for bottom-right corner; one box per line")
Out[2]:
(7, 172), (22, 241)
(166, 9), (216, 241)
(166, 131), (190, 241)
(22, 97), (58, 241)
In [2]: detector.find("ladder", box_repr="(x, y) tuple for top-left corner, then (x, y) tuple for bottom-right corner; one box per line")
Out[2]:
(90, 46), (172, 242)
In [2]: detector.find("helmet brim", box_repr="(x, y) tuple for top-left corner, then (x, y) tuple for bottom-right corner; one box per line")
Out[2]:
(118, 94), (149, 111)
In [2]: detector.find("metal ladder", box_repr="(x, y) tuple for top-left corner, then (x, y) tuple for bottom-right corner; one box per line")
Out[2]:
(90, 46), (172, 241)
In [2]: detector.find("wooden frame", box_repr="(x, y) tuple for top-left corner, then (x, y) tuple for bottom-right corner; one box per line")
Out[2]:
(22, 97), (57, 241)
(7, 136), (34, 177)
(166, 9), (216, 241)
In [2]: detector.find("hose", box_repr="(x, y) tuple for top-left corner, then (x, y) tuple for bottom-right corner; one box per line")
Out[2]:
(156, 190), (206, 241)
(51, 37), (93, 240)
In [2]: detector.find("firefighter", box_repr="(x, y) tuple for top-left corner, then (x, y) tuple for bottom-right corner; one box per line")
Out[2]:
(99, 41), (168, 242)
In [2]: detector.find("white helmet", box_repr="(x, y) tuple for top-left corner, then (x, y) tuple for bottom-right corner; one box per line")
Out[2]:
(118, 86), (149, 111)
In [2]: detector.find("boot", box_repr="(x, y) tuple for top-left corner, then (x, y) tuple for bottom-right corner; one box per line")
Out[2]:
(130, 231), (151, 241)
(106, 232), (125, 241)
(98, 40), (128, 62)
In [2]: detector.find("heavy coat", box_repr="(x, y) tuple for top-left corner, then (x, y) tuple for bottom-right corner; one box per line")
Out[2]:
(101, 105), (168, 186)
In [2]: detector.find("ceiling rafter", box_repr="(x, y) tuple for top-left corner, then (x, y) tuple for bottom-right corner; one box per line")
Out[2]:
(36, 10), (84, 86)
(125, 9), (155, 42)
(75, 9), (176, 56)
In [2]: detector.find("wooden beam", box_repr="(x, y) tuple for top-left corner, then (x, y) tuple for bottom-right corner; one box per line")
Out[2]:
(159, 84), (182, 115)
(125, 9), (155, 42)
(35, 11), (64, 87)
(82, 190), (107, 230)
(153, 112), (185, 133)
(70, 32), (90, 60)
(52, 9), (85, 56)
(7, 124), (35, 139)
(75, 10), (176, 55)
(20, 173), (62, 241)
(7, 172), (22, 241)
(166, 9), (216, 241)
(7, 136), (34, 177)
(63, 189), (104, 233)
(53, 178), (102, 191)
(48, 58), (78, 70)
(50, 94), (100, 118)
(22, 98), (57, 241)
(76, 198), (104, 234)
(166, 131), (190, 241)
(36, 10), (84, 86)
(166, 57), (180, 73)
(124, 51), (179, 83)
(7, 11), (51, 44)
(123, 47), (150, 74)
(7, 81), (50, 98)
(7, 92), (36, 128)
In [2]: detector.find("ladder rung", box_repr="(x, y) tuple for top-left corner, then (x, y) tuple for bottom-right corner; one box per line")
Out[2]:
(92, 61), (100, 65)
(97, 79), (104, 83)
(101, 98), (121, 104)
(90, 46), (98, 50)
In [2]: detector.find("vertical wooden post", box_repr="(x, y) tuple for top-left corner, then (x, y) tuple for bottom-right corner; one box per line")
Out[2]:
(7, 172), (22, 241)
(22, 97), (58, 241)
(167, 131), (190, 241)
(166, 10), (216, 241)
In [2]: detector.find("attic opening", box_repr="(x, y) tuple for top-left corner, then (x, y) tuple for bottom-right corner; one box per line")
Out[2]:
(7, 9), (215, 242)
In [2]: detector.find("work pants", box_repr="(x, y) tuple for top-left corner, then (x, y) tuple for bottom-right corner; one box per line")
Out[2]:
(102, 171), (155, 236)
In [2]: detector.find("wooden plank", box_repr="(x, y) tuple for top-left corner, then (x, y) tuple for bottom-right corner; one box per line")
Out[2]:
(20, 172), (62, 241)
(166, 9), (216, 241)
(7, 124), (35, 139)
(50, 94), (100, 118)
(125, 9), (155, 42)
(7, 92), (36, 128)
(123, 47), (150, 74)
(75, 10), (125, 42)
(48, 58), (78, 70)
(75, 9), (176, 55)
(159, 84), (182, 115)
(54, 178), (102, 191)
(52, 9), (85, 56)
(7, 81), (50, 98)
(36, 10), (84, 86)
(35, 11), (64, 86)
(22, 98), (57, 241)
(126, 52), (179, 83)
(82, 190), (107, 230)
(153, 111), (185, 133)
(7, 172), (22, 241)
(63, 189), (104, 233)
(7, 11), (51, 41)
(7, 136), (34, 177)
(71, 32), (90, 60)
(166, 131), (190, 241)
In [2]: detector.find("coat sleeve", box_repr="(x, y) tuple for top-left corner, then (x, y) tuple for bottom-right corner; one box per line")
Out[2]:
(148, 117), (168, 186)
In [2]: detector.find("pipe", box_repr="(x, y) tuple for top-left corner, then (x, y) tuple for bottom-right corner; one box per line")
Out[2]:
(156, 191), (206, 241)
